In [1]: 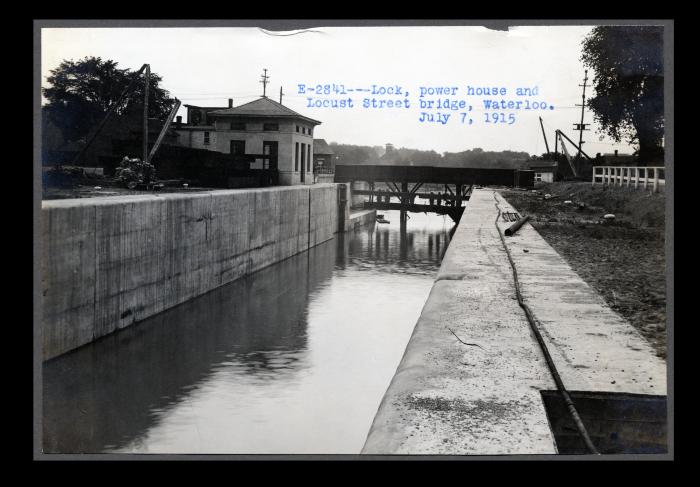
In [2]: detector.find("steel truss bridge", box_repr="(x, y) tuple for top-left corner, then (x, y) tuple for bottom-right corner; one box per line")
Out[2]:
(334, 164), (531, 224)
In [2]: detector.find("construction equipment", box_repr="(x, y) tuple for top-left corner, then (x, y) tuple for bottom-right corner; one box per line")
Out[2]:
(147, 98), (181, 163)
(557, 131), (578, 178)
(555, 129), (593, 179)
(70, 63), (178, 167)
(71, 64), (149, 166)
(539, 117), (550, 156)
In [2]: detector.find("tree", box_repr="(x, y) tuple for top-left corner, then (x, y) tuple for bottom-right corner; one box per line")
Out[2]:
(42, 56), (176, 144)
(581, 26), (664, 164)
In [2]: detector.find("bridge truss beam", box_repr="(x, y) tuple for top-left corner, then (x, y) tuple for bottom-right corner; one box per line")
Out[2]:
(358, 181), (473, 223)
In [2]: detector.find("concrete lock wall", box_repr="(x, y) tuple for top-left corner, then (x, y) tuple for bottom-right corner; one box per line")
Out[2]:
(350, 181), (370, 208)
(41, 184), (346, 361)
(362, 189), (666, 455)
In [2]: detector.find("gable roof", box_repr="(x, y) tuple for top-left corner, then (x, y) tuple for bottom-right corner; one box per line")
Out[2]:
(208, 97), (321, 125)
(313, 139), (334, 155)
(183, 104), (229, 110)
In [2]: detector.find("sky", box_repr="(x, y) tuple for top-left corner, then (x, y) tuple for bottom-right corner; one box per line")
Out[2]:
(40, 25), (635, 156)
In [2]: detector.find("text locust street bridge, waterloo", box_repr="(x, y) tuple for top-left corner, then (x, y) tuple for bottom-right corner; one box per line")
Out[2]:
(334, 164), (533, 224)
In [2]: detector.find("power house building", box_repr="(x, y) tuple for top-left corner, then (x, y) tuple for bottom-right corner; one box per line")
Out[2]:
(174, 96), (322, 186)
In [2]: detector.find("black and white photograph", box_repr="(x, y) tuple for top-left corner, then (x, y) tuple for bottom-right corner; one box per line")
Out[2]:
(33, 20), (673, 459)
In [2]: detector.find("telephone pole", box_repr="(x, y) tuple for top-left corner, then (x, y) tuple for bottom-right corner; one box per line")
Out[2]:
(573, 69), (590, 160)
(279, 86), (284, 104)
(260, 68), (269, 98)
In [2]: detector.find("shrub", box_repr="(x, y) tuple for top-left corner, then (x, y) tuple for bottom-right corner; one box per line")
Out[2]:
(115, 157), (156, 189)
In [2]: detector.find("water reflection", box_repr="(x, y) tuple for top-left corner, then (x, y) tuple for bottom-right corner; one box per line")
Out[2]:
(43, 209), (454, 454)
(339, 210), (454, 275)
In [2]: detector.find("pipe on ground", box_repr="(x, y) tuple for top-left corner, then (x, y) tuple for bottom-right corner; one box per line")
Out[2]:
(505, 215), (531, 236)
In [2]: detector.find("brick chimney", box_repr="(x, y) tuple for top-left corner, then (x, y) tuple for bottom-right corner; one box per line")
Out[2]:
(228, 98), (233, 108)
(175, 116), (182, 128)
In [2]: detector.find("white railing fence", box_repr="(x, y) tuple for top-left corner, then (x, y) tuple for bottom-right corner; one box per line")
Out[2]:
(592, 166), (666, 192)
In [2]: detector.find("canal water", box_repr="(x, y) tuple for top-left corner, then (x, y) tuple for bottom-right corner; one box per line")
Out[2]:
(43, 209), (455, 454)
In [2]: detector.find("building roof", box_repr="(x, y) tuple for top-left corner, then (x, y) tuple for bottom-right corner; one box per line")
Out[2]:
(522, 160), (558, 170)
(313, 139), (334, 155)
(183, 104), (229, 110)
(208, 97), (321, 125)
(603, 152), (636, 159)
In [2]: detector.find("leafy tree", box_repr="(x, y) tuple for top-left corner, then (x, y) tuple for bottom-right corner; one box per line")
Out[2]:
(329, 143), (382, 165)
(42, 56), (176, 144)
(581, 26), (664, 163)
(330, 143), (530, 169)
(442, 148), (529, 169)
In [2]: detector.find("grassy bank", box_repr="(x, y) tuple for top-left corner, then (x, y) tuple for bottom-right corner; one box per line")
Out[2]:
(500, 182), (667, 359)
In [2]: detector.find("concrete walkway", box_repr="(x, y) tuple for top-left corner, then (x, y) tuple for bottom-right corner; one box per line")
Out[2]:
(361, 189), (666, 455)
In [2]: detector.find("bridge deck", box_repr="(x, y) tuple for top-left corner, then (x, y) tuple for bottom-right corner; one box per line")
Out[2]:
(334, 164), (525, 186)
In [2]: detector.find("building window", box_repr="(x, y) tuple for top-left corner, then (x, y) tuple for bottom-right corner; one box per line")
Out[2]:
(263, 141), (278, 170)
(307, 145), (311, 171)
(231, 122), (246, 131)
(308, 127), (313, 136)
(230, 140), (245, 157)
(302, 127), (306, 135)
(296, 125), (300, 133)
(295, 142), (299, 171)
(204, 131), (210, 145)
(263, 122), (279, 131)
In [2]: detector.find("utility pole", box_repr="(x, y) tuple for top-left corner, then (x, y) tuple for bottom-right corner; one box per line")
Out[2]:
(143, 64), (150, 162)
(260, 68), (269, 98)
(573, 69), (590, 161)
(279, 86), (284, 104)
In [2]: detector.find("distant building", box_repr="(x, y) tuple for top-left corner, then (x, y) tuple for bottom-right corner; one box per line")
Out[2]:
(522, 160), (558, 183)
(313, 139), (335, 183)
(173, 96), (322, 186)
(598, 150), (638, 166)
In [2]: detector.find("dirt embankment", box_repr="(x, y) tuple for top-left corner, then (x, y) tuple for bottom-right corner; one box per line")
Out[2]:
(501, 182), (667, 359)
(42, 177), (209, 200)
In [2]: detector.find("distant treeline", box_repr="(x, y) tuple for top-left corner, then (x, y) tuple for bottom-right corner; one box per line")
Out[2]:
(329, 143), (531, 169)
